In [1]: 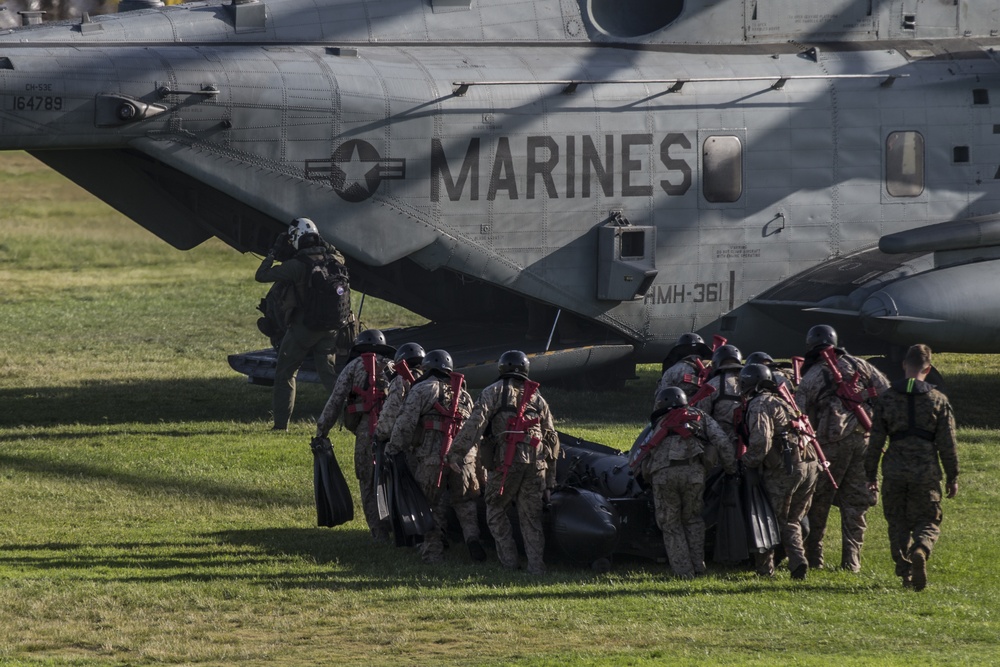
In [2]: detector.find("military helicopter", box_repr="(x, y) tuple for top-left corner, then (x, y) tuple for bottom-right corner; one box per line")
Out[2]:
(1, 0), (998, 387)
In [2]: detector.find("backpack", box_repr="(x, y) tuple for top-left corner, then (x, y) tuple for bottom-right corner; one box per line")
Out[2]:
(299, 250), (352, 331)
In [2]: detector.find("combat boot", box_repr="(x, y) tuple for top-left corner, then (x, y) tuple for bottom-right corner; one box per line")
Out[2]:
(791, 563), (808, 580)
(910, 547), (928, 592)
(466, 538), (487, 562)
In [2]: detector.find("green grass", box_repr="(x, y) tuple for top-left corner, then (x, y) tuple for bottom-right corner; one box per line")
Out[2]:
(1, 151), (998, 666)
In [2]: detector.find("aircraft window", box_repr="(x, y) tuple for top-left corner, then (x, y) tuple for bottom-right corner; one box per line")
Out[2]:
(886, 131), (925, 197)
(973, 89), (990, 105)
(587, 0), (683, 38)
(620, 230), (645, 259)
(954, 146), (970, 163)
(703, 136), (743, 203)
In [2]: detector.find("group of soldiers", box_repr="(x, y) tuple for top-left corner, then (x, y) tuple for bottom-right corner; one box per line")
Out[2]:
(255, 220), (960, 586)
(314, 331), (560, 575)
(648, 327), (960, 589)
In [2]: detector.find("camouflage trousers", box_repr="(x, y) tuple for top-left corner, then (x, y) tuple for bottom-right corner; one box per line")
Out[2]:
(757, 462), (819, 576)
(484, 462), (546, 574)
(411, 462), (482, 564)
(353, 424), (389, 541)
(651, 462), (706, 578)
(806, 431), (871, 571)
(881, 475), (943, 577)
(272, 323), (338, 429)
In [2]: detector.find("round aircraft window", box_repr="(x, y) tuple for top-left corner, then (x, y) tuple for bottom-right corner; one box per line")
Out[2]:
(586, 0), (684, 38)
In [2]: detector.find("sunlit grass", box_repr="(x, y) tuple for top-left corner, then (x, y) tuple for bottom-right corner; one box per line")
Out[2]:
(0, 152), (998, 665)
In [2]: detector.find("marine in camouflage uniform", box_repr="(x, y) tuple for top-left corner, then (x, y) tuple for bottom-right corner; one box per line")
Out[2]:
(795, 325), (889, 571)
(387, 350), (477, 563)
(255, 219), (349, 430)
(637, 387), (737, 578)
(694, 345), (746, 459)
(865, 344), (959, 591)
(374, 344), (425, 447)
(654, 333), (714, 405)
(741, 364), (819, 579)
(316, 330), (394, 542)
(449, 351), (560, 575)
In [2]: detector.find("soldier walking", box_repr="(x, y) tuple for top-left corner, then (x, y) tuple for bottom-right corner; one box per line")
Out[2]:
(315, 329), (395, 542)
(795, 325), (889, 571)
(865, 344), (959, 591)
(449, 351), (560, 575)
(634, 387), (736, 578)
(741, 363), (820, 579)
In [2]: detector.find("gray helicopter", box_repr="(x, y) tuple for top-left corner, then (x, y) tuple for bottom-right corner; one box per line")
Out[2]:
(0, 0), (998, 387)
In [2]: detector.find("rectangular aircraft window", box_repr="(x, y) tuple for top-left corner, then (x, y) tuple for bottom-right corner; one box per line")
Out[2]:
(886, 131), (924, 197)
(620, 229), (646, 259)
(973, 89), (990, 105)
(703, 136), (743, 203)
(954, 146), (970, 163)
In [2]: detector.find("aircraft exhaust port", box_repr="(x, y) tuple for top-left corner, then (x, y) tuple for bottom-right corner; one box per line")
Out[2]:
(587, 0), (683, 38)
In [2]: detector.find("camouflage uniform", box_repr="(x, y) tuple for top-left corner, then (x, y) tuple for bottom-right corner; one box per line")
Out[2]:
(375, 366), (423, 445)
(694, 363), (745, 459)
(638, 408), (736, 578)
(255, 244), (348, 429)
(450, 377), (560, 575)
(655, 357), (707, 403)
(795, 349), (889, 571)
(865, 378), (959, 582)
(387, 374), (475, 563)
(316, 352), (392, 541)
(743, 391), (819, 577)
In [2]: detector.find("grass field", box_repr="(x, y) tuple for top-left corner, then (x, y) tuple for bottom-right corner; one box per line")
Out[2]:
(1, 151), (998, 666)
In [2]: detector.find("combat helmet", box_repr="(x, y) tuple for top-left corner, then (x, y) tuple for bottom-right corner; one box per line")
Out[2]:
(745, 351), (775, 367)
(394, 342), (425, 368)
(739, 363), (776, 395)
(351, 329), (396, 357)
(660, 332), (713, 372)
(652, 386), (688, 414)
(806, 324), (838, 350)
(712, 344), (743, 368)
(421, 349), (454, 378)
(498, 350), (530, 380)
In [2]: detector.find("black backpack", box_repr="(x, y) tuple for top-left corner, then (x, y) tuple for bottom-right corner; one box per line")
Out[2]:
(299, 250), (352, 331)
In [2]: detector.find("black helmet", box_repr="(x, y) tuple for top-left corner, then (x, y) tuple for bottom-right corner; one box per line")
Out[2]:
(498, 350), (530, 379)
(422, 349), (454, 377)
(806, 324), (838, 349)
(677, 333), (704, 347)
(740, 363), (776, 395)
(712, 344), (742, 368)
(653, 386), (688, 413)
(661, 332), (713, 371)
(745, 351), (775, 367)
(351, 329), (395, 357)
(394, 342), (425, 367)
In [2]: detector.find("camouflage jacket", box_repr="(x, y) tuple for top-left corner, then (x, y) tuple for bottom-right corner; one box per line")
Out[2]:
(374, 366), (423, 442)
(316, 352), (391, 436)
(449, 377), (560, 488)
(640, 407), (737, 478)
(795, 349), (889, 443)
(693, 365), (744, 442)
(743, 391), (817, 471)
(387, 374), (474, 462)
(865, 378), (959, 485)
(655, 357), (707, 402)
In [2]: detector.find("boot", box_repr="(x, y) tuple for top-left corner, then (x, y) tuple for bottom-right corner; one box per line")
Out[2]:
(910, 547), (928, 592)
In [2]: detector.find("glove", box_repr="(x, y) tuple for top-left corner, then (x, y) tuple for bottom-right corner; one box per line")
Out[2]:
(541, 488), (552, 506)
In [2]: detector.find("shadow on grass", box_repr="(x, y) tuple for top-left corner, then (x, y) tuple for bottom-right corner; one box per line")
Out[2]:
(0, 377), (332, 427)
(0, 450), (302, 509)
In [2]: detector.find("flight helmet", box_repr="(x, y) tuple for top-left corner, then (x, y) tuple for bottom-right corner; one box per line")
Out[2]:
(288, 217), (321, 249)
(740, 363), (776, 395)
(498, 350), (530, 379)
(422, 349), (454, 377)
(394, 342), (425, 368)
(806, 324), (838, 349)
